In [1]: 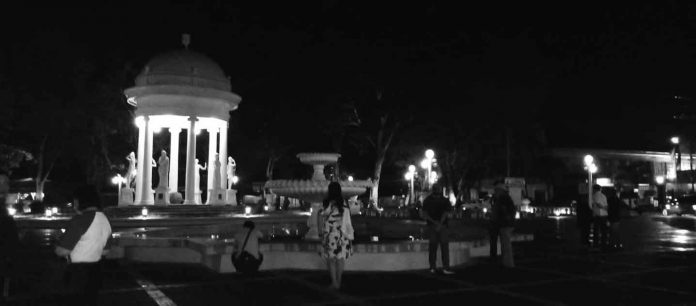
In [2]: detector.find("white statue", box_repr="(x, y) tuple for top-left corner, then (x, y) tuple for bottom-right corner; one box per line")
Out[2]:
(157, 150), (169, 188)
(125, 152), (137, 188)
(195, 158), (207, 192)
(227, 156), (236, 189)
(212, 153), (221, 191)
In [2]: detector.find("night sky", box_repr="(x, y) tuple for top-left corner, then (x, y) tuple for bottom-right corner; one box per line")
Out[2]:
(5, 1), (696, 151)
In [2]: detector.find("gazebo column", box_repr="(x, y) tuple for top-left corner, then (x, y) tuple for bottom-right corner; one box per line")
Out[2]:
(142, 117), (155, 205)
(169, 128), (181, 195)
(206, 128), (218, 201)
(134, 117), (146, 204)
(219, 123), (228, 189)
(183, 116), (198, 204)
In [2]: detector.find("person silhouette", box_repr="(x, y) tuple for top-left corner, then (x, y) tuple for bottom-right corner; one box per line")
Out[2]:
(195, 159), (207, 193)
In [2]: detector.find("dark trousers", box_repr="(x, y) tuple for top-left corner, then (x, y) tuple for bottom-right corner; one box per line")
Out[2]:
(428, 226), (450, 269)
(593, 216), (609, 248)
(489, 226), (514, 267)
(60, 262), (102, 306)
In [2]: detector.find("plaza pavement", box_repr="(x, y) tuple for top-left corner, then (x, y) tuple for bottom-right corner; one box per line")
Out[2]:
(5, 213), (696, 305)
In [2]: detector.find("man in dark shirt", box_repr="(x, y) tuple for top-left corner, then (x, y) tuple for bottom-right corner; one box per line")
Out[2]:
(489, 180), (516, 268)
(421, 183), (454, 274)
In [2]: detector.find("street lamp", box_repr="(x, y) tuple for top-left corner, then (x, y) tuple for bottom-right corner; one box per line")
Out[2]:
(671, 136), (680, 145)
(584, 154), (598, 211)
(405, 165), (416, 204)
(421, 149), (435, 190)
(112, 174), (124, 199)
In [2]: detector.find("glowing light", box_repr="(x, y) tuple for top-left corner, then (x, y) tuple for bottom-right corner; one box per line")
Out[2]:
(404, 172), (413, 180)
(7, 207), (16, 216)
(429, 172), (438, 184)
(420, 159), (430, 169)
(671, 136), (680, 145)
(408, 165), (416, 173)
(45, 209), (52, 217)
(111, 175), (123, 185)
(583, 155), (594, 166)
(135, 116), (145, 128)
(483, 208), (488, 214)
(596, 178), (612, 187)
(51, 207), (58, 214)
(425, 149), (435, 159)
(554, 210), (561, 216)
(61, 228), (66, 233)
(348, 176), (354, 182)
(589, 164), (598, 174)
(666, 204), (672, 210)
(515, 212), (520, 219)
(245, 206), (252, 215)
(232, 176), (239, 184)
(656, 176), (665, 185)
(141, 207), (148, 217)
(371, 236), (379, 242)
(263, 205), (268, 211)
(449, 192), (456, 206)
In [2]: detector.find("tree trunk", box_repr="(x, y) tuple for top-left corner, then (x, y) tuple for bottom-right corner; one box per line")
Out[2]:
(266, 156), (276, 181)
(370, 154), (384, 207)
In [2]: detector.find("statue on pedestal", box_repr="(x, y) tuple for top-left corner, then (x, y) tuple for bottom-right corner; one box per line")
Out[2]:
(212, 153), (221, 191)
(125, 152), (137, 188)
(157, 150), (170, 189)
(227, 156), (236, 189)
(195, 158), (207, 192)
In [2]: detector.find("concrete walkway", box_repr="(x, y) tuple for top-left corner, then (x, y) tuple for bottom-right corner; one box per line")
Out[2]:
(5, 214), (696, 305)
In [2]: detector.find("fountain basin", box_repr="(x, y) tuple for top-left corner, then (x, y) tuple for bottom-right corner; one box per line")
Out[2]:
(107, 232), (534, 272)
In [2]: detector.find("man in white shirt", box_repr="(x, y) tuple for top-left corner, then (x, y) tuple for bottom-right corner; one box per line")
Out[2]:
(55, 185), (112, 306)
(591, 184), (609, 250)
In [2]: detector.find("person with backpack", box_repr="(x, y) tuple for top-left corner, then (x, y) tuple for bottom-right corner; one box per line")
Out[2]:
(232, 221), (264, 274)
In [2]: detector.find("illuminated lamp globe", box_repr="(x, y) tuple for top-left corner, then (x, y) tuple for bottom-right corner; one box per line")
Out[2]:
(583, 155), (594, 166)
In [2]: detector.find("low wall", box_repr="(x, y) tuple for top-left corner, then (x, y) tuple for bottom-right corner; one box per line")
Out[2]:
(108, 234), (534, 273)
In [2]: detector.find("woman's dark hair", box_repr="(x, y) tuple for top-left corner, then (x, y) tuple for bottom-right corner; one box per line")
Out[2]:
(323, 182), (345, 213)
(73, 185), (102, 209)
(243, 220), (255, 229)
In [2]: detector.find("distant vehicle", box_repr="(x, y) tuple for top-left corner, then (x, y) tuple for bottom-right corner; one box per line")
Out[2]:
(663, 195), (696, 216)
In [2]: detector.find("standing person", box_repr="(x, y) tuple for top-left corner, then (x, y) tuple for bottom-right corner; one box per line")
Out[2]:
(232, 221), (264, 274)
(0, 171), (19, 301)
(489, 180), (516, 268)
(54, 185), (112, 306)
(421, 183), (454, 274)
(592, 184), (609, 250)
(607, 188), (623, 250)
(317, 182), (354, 289)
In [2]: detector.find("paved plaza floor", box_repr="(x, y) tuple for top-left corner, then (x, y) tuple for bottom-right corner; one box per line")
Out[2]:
(5, 213), (696, 305)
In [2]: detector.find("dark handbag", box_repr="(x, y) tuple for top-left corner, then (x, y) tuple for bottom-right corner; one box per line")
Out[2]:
(231, 229), (263, 273)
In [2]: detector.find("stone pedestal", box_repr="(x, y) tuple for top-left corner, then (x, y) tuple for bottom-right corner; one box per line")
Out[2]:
(207, 188), (226, 205)
(194, 191), (202, 205)
(304, 202), (323, 241)
(119, 188), (134, 206)
(154, 186), (170, 205)
(226, 189), (237, 205)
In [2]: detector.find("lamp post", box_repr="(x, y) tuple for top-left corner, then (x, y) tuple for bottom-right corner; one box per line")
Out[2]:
(671, 136), (680, 196)
(421, 149), (435, 190)
(584, 155), (598, 210)
(405, 165), (416, 204)
(112, 174), (123, 199)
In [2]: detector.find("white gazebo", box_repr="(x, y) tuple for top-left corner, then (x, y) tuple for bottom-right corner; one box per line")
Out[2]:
(123, 37), (241, 205)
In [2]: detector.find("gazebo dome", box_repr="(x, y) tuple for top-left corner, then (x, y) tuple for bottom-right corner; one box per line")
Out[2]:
(135, 50), (231, 91)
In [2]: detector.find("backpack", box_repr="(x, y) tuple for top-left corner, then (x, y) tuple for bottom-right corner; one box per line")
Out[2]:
(231, 229), (263, 274)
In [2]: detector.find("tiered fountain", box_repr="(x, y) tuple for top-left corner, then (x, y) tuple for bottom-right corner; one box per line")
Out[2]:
(265, 153), (373, 240)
